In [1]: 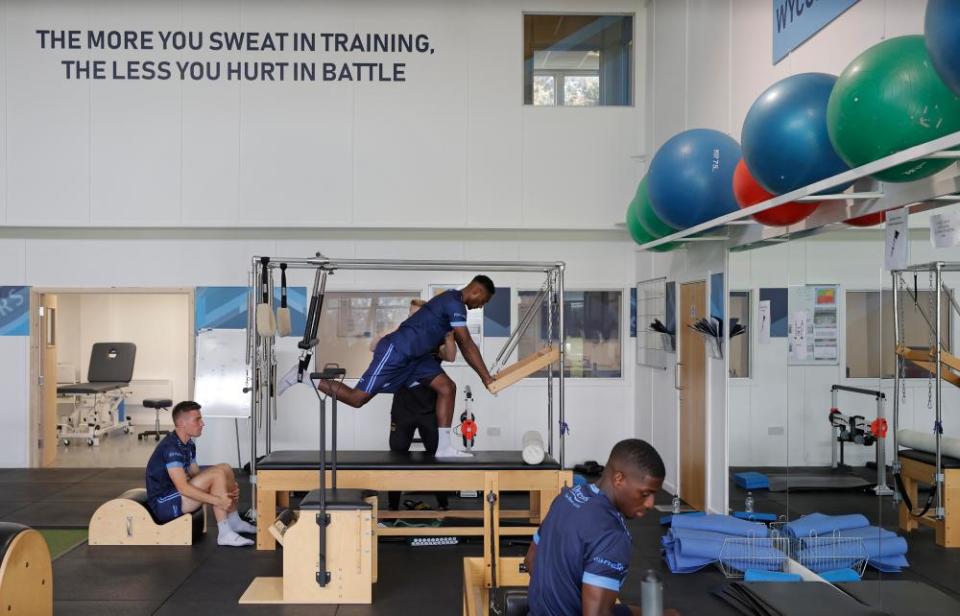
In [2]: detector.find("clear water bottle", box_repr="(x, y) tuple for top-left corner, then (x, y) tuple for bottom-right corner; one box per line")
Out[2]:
(640, 570), (663, 616)
(744, 492), (754, 514)
(671, 495), (681, 514)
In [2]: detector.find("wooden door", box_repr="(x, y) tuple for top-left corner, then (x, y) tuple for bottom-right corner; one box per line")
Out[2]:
(679, 281), (706, 511)
(35, 294), (58, 467)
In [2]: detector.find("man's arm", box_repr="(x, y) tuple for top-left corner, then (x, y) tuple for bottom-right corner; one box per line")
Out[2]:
(524, 541), (537, 575)
(452, 326), (493, 385)
(167, 466), (230, 509)
(439, 332), (457, 363)
(581, 585), (641, 616)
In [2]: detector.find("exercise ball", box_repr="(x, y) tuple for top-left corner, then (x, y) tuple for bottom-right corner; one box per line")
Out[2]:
(634, 177), (674, 239)
(742, 73), (851, 195)
(732, 160), (819, 226)
(827, 35), (960, 182)
(648, 129), (742, 229)
(926, 0), (960, 96)
(845, 211), (885, 227)
(625, 196), (654, 245)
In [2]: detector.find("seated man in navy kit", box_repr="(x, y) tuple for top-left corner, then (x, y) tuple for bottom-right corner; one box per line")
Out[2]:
(145, 400), (257, 547)
(525, 439), (679, 616)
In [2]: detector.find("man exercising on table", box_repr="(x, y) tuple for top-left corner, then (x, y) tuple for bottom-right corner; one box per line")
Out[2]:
(145, 401), (257, 546)
(283, 275), (496, 458)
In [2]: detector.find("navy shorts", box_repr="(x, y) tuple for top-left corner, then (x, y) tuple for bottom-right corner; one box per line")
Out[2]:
(357, 341), (444, 395)
(149, 492), (184, 523)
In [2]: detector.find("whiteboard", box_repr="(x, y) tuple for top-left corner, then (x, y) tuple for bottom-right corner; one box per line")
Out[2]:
(194, 329), (251, 418)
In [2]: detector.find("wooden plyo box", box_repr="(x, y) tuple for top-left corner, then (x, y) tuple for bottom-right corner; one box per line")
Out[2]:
(488, 347), (560, 394)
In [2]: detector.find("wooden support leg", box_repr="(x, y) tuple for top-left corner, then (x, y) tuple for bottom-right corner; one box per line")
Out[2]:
(482, 472), (501, 589)
(898, 471), (919, 533)
(529, 491), (540, 524)
(277, 491), (290, 508)
(257, 487), (277, 550)
(940, 469), (959, 548)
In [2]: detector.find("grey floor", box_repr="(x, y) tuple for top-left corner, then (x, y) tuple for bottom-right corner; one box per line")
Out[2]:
(0, 465), (957, 614)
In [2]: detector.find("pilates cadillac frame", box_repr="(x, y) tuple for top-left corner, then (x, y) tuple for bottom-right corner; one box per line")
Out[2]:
(245, 255), (568, 522)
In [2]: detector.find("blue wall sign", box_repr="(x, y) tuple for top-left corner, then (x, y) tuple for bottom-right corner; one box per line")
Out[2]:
(772, 0), (859, 64)
(0, 286), (30, 336)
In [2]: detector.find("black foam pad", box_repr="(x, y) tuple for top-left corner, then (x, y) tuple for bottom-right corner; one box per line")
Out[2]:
(899, 448), (960, 469)
(256, 450), (561, 471)
(0, 522), (28, 563)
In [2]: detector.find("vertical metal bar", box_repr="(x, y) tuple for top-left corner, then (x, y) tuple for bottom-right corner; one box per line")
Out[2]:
(875, 394), (891, 495)
(558, 264), (566, 469)
(249, 260), (259, 515)
(891, 271), (902, 505)
(331, 396), (338, 490)
(265, 268), (274, 455)
(831, 388), (838, 469)
(935, 264), (944, 519)
(547, 272), (554, 459)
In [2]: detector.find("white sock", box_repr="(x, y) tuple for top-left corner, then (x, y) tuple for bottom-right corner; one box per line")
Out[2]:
(439, 427), (452, 445)
(277, 364), (302, 396)
(217, 520), (253, 547)
(227, 511), (257, 534)
(436, 428), (472, 457)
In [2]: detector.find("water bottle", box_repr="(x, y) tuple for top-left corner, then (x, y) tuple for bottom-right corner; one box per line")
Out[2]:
(671, 495), (681, 514)
(640, 570), (663, 616)
(744, 492), (754, 514)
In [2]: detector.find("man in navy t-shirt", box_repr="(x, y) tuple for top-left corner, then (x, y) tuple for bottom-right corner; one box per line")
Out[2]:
(282, 275), (497, 458)
(145, 401), (257, 547)
(526, 439), (675, 616)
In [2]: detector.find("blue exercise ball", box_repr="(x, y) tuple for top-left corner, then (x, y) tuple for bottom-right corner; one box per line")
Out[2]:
(926, 0), (960, 96)
(742, 73), (851, 195)
(648, 129), (741, 230)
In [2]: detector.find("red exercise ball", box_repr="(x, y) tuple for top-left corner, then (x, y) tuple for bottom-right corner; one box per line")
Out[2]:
(732, 159), (819, 226)
(845, 211), (886, 227)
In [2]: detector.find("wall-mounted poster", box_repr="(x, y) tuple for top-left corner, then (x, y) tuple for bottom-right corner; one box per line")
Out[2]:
(788, 284), (839, 365)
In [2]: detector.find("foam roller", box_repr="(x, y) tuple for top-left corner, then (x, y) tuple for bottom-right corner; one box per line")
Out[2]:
(898, 429), (960, 460)
(522, 431), (545, 465)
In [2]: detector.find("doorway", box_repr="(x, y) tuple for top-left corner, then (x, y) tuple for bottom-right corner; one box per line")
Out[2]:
(679, 281), (707, 511)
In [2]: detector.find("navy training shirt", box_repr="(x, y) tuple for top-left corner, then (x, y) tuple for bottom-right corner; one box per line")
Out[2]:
(528, 483), (633, 616)
(145, 432), (197, 502)
(386, 290), (468, 359)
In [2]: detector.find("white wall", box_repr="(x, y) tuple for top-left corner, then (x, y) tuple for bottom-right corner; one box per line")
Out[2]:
(0, 231), (637, 468)
(0, 0), (646, 230)
(729, 230), (960, 470)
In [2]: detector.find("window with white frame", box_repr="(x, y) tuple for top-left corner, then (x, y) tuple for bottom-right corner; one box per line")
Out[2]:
(517, 290), (622, 378)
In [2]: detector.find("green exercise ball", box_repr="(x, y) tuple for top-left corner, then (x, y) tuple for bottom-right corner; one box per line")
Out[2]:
(827, 35), (960, 182)
(626, 196), (655, 245)
(635, 177), (675, 239)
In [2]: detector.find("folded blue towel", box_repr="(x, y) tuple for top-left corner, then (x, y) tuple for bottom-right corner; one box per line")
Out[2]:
(869, 553), (909, 573)
(836, 526), (898, 541)
(744, 569), (800, 582)
(671, 514), (768, 537)
(784, 513), (870, 538)
(819, 568), (861, 583)
(660, 511), (706, 526)
(799, 535), (907, 560)
(733, 511), (778, 522)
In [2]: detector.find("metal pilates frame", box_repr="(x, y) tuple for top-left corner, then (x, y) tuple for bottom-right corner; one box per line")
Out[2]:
(891, 262), (960, 520)
(245, 255), (567, 519)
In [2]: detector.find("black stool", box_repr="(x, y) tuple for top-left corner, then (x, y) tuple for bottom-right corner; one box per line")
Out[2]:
(138, 399), (172, 442)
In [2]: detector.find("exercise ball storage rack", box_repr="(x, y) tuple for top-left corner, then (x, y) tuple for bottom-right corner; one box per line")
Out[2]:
(635, 130), (960, 253)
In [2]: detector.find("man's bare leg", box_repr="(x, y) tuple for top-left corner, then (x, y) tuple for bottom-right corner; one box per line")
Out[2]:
(428, 373), (471, 458)
(316, 380), (374, 407)
(181, 465), (253, 546)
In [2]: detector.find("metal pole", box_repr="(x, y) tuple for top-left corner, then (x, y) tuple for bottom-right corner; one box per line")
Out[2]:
(265, 268), (274, 455)
(558, 264), (567, 469)
(875, 395), (892, 496)
(248, 260), (259, 518)
(331, 394), (338, 490)
(891, 271), (902, 505)
(831, 388), (838, 469)
(935, 264), (945, 519)
(547, 272), (554, 460)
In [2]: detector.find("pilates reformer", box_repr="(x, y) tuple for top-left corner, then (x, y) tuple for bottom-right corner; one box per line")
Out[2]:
(244, 255), (571, 542)
(891, 264), (960, 547)
(56, 342), (136, 446)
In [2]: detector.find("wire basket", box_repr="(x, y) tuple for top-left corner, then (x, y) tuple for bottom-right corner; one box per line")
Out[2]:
(718, 536), (791, 578)
(791, 535), (868, 577)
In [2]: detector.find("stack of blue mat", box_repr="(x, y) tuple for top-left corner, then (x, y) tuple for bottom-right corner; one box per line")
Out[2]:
(661, 514), (784, 574)
(785, 513), (909, 573)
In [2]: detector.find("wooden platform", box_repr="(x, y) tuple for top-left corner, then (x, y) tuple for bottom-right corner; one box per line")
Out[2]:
(898, 454), (960, 548)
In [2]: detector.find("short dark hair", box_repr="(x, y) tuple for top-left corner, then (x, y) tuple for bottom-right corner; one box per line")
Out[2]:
(471, 274), (495, 296)
(606, 439), (665, 480)
(172, 400), (202, 424)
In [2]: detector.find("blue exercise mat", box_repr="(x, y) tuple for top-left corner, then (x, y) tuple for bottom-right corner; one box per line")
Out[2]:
(733, 511), (778, 522)
(783, 513), (870, 538)
(744, 569), (801, 582)
(734, 472), (770, 490)
(660, 511), (706, 526)
(671, 514), (768, 537)
(819, 568), (861, 583)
